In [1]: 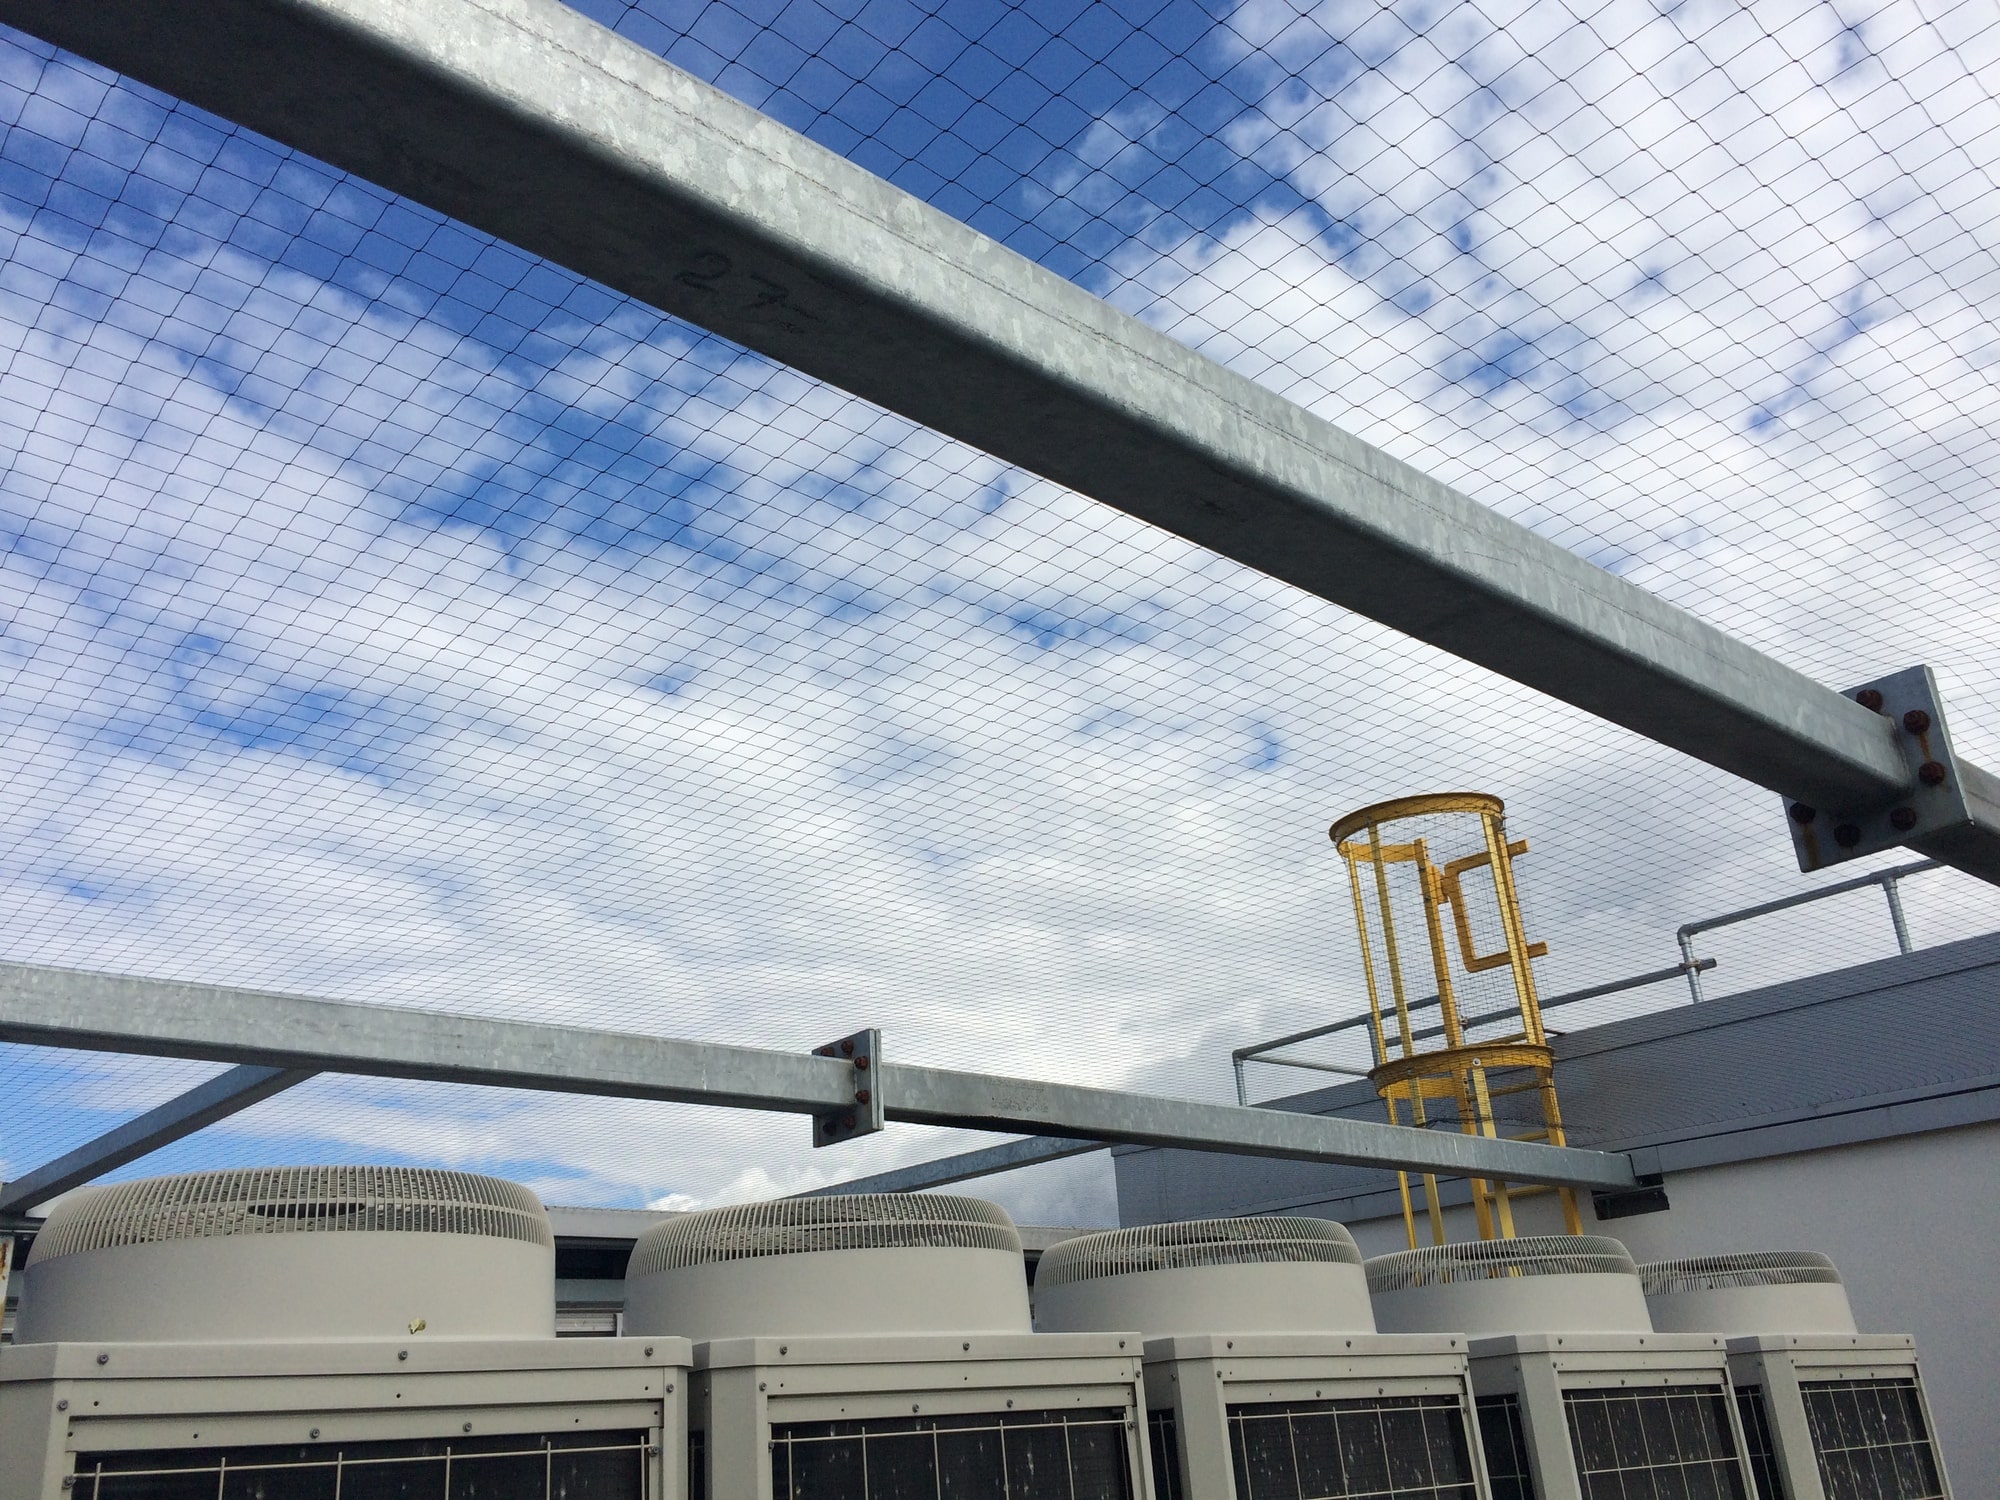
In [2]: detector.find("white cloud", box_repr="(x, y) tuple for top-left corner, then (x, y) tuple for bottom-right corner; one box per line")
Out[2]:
(2, 7), (1998, 1219)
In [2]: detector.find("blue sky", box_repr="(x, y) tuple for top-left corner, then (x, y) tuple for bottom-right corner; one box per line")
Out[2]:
(3, 0), (2000, 1220)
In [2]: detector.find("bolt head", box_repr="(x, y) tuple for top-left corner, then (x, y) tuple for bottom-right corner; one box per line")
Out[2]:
(1903, 709), (1932, 734)
(1856, 688), (1885, 711)
(854, 1088), (871, 1104)
(840, 1039), (854, 1056)
(310, 1429), (320, 1440)
(1890, 807), (1918, 831)
(854, 1055), (869, 1070)
(1788, 803), (1817, 824)
(96, 1353), (108, 1365)
(1834, 823), (1863, 848)
(1919, 761), (1948, 786)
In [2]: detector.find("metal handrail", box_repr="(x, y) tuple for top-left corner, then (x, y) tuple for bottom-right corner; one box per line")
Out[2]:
(1234, 855), (1953, 1104)
(1231, 959), (1715, 1106)
(1676, 858), (1942, 1002)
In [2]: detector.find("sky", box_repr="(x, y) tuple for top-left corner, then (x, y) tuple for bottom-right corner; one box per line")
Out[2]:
(2, 0), (1999, 1225)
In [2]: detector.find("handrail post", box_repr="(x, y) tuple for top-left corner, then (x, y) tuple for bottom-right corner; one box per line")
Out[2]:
(1232, 1054), (1249, 1108)
(1677, 931), (1706, 1003)
(1882, 873), (1915, 955)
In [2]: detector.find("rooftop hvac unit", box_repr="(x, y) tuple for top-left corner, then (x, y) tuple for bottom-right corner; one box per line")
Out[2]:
(1367, 1237), (1758, 1500)
(14, 1166), (555, 1343)
(1640, 1253), (1953, 1500)
(0, 1167), (692, 1500)
(1038, 1218), (1487, 1500)
(623, 1194), (1151, 1500)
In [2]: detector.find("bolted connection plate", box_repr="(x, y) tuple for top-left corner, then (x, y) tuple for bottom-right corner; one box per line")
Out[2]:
(1785, 665), (1971, 872)
(810, 1027), (884, 1148)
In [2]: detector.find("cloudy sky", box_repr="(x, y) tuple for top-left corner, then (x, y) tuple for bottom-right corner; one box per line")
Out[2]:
(2, 0), (1999, 1224)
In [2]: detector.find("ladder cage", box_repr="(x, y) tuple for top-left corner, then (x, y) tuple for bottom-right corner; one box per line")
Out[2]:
(1329, 793), (1582, 1247)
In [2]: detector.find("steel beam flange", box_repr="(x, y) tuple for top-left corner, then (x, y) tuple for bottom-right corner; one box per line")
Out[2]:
(810, 1028), (884, 1148)
(1786, 666), (1970, 872)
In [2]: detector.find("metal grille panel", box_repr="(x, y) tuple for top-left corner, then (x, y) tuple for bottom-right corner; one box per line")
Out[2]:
(75, 1431), (642, 1500)
(1475, 1396), (1536, 1500)
(1802, 1379), (1945, 1500)
(1228, 1394), (1477, 1500)
(1639, 1254), (1841, 1297)
(1148, 1410), (1183, 1500)
(1735, 1388), (1788, 1500)
(1365, 1236), (1636, 1292)
(769, 1408), (1132, 1500)
(1037, 1217), (1360, 1289)
(29, 1167), (552, 1262)
(1562, 1388), (1747, 1500)
(630, 1193), (1019, 1273)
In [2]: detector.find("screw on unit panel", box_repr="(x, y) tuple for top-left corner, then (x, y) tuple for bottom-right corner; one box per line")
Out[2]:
(57, 1400), (68, 1411)
(1856, 689), (1885, 710)
(1903, 709), (1932, 734)
(1920, 761), (1948, 785)
(1834, 824), (1863, 847)
(1891, 808), (1918, 831)
(96, 1353), (108, 1365)
(397, 1350), (408, 1360)
(310, 1429), (320, 1439)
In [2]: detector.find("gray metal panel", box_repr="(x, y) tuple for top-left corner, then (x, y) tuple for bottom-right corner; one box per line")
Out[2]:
(0, 1064), (315, 1214)
(1115, 931), (2000, 1223)
(6, 0), (1998, 882)
(0, 961), (1636, 1188)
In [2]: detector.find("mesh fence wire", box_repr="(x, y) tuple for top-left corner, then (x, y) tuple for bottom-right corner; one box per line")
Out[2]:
(2, 0), (2000, 1213)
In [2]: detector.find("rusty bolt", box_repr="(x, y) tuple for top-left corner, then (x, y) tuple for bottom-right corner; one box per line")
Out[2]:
(840, 1039), (854, 1056)
(1902, 709), (1932, 734)
(1890, 807), (1919, 831)
(1789, 803), (1817, 825)
(1856, 688), (1885, 711)
(854, 1055), (869, 1070)
(1919, 761), (1947, 786)
(841, 1112), (856, 1130)
(1834, 824), (1863, 848)
(854, 1088), (871, 1104)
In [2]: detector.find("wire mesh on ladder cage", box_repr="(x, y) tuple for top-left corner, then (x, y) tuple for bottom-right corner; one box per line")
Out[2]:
(1329, 792), (1582, 1247)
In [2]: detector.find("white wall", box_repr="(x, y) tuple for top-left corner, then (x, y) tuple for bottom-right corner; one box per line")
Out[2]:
(1344, 1123), (2000, 1498)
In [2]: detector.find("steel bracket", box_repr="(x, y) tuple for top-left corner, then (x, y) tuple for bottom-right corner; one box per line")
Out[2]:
(810, 1028), (883, 1148)
(1785, 666), (1971, 872)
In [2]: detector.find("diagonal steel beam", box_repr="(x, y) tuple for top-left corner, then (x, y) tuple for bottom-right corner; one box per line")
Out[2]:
(2, 0), (1996, 880)
(0, 962), (1638, 1190)
(0, 1064), (316, 1214)
(798, 1136), (1102, 1197)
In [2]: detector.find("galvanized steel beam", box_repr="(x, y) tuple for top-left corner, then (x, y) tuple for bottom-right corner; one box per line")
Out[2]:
(0, 962), (1638, 1189)
(799, 1137), (1101, 1197)
(3, 0), (1997, 880)
(0, 1064), (315, 1214)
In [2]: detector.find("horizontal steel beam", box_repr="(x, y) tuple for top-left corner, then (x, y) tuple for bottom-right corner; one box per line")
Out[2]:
(799, 1137), (1101, 1197)
(4, 0), (1995, 881)
(0, 1064), (315, 1214)
(0, 962), (1638, 1189)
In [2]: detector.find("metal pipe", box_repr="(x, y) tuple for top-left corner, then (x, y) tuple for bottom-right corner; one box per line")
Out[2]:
(1885, 876), (1914, 955)
(1675, 859), (1942, 997)
(1235, 959), (1718, 1101)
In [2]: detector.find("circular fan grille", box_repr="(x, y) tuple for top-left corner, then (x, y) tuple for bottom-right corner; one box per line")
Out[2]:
(1639, 1251), (1840, 1296)
(1037, 1217), (1361, 1289)
(630, 1193), (1020, 1274)
(1366, 1235), (1636, 1292)
(27, 1167), (552, 1264)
